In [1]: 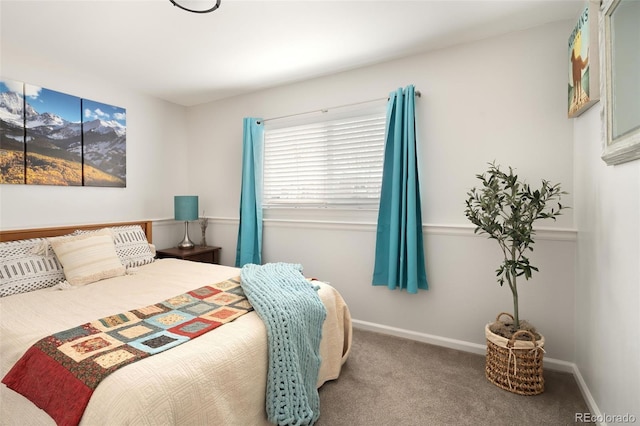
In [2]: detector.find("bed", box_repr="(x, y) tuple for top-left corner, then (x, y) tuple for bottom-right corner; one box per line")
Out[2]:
(0, 221), (352, 426)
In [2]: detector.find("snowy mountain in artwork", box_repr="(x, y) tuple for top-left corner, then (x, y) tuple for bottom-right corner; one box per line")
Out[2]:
(0, 91), (126, 182)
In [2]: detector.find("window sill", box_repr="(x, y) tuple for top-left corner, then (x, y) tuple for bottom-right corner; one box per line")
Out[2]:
(263, 206), (379, 224)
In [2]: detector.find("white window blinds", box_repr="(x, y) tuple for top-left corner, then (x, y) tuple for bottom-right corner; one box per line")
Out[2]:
(263, 110), (386, 208)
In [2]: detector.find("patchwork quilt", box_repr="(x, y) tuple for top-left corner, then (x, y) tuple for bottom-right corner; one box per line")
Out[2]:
(2, 276), (252, 426)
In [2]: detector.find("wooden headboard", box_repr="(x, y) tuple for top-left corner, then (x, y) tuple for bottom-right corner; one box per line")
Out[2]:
(0, 221), (153, 243)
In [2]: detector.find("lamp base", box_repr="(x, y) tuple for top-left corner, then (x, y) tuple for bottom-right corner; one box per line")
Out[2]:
(177, 221), (195, 249)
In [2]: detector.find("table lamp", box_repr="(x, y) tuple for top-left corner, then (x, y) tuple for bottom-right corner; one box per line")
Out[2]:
(174, 195), (198, 249)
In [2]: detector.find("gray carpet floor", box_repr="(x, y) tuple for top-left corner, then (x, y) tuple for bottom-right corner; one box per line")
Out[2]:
(317, 328), (589, 426)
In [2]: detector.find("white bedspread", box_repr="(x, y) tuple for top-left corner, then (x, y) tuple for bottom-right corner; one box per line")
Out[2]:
(0, 259), (352, 425)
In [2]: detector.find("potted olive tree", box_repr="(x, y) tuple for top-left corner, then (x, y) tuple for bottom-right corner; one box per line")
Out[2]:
(464, 162), (567, 395)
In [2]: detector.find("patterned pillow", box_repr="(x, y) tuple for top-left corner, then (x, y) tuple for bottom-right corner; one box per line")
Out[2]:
(49, 230), (126, 286)
(111, 225), (155, 268)
(0, 238), (65, 297)
(73, 225), (155, 268)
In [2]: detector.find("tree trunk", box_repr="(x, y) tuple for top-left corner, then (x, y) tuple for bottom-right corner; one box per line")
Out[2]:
(512, 276), (520, 329)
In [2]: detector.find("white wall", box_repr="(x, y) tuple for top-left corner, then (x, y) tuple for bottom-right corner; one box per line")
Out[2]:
(574, 106), (640, 417)
(0, 43), (190, 230)
(188, 21), (578, 362)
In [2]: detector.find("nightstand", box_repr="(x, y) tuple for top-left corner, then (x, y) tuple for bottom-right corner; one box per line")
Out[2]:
(156, 246), (221, 264)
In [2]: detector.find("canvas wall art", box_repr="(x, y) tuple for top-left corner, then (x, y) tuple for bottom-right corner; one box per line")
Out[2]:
(568, 0), (600, 118)
(0, 78), (126, 186)
(25, 84), (83, 186)
(82, 99), (126, 187)
(0, 79), (26, 184)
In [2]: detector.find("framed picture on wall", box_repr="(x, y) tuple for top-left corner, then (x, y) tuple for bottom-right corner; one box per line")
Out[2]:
(600, 0), (640, 165)
(567, 0), (600, 118)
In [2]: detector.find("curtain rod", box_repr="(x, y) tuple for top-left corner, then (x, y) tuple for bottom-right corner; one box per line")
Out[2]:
(258, 90), (421, 124)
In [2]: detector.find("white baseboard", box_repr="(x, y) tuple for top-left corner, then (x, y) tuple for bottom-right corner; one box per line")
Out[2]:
(351, 319), (603, 423)
(352, 319), (572, 372)
(352, 318), (487, 356)
(571, 364), (607, 426)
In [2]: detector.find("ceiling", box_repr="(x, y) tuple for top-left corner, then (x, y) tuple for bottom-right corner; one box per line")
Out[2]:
(1, 0), (584, 107)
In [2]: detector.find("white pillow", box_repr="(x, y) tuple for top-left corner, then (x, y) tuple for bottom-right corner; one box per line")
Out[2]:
(0, 238), (65, 297)
(48, 230), (125, 286)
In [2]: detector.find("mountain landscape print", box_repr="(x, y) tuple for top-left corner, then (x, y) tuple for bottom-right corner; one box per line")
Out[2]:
(82, 99), (126, 187)
(24, 84), (82, 185)
(0, 79), (25, 184)
(0, 79), (126, 187)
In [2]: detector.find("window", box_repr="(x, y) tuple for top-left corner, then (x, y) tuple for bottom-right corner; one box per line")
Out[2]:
(263, 107), (386, 210)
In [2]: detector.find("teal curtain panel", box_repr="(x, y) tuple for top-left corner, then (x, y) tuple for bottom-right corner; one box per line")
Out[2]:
(235, 118), (264, 267)
(372, 85), (428, 294)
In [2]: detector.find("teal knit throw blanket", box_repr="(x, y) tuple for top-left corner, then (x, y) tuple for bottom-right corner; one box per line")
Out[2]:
(241, 263), (327, 426)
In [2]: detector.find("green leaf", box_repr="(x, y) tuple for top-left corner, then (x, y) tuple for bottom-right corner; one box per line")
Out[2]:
(464, 162), (569, 312)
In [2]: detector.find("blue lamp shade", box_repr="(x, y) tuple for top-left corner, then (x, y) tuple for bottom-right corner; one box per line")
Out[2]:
(174, 196), (198, 221)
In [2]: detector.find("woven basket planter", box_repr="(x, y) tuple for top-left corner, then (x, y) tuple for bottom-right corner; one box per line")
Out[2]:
(485, 313), (545, 395)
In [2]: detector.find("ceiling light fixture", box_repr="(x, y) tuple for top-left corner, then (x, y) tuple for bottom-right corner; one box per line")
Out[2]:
(170, 0), (221, 14)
